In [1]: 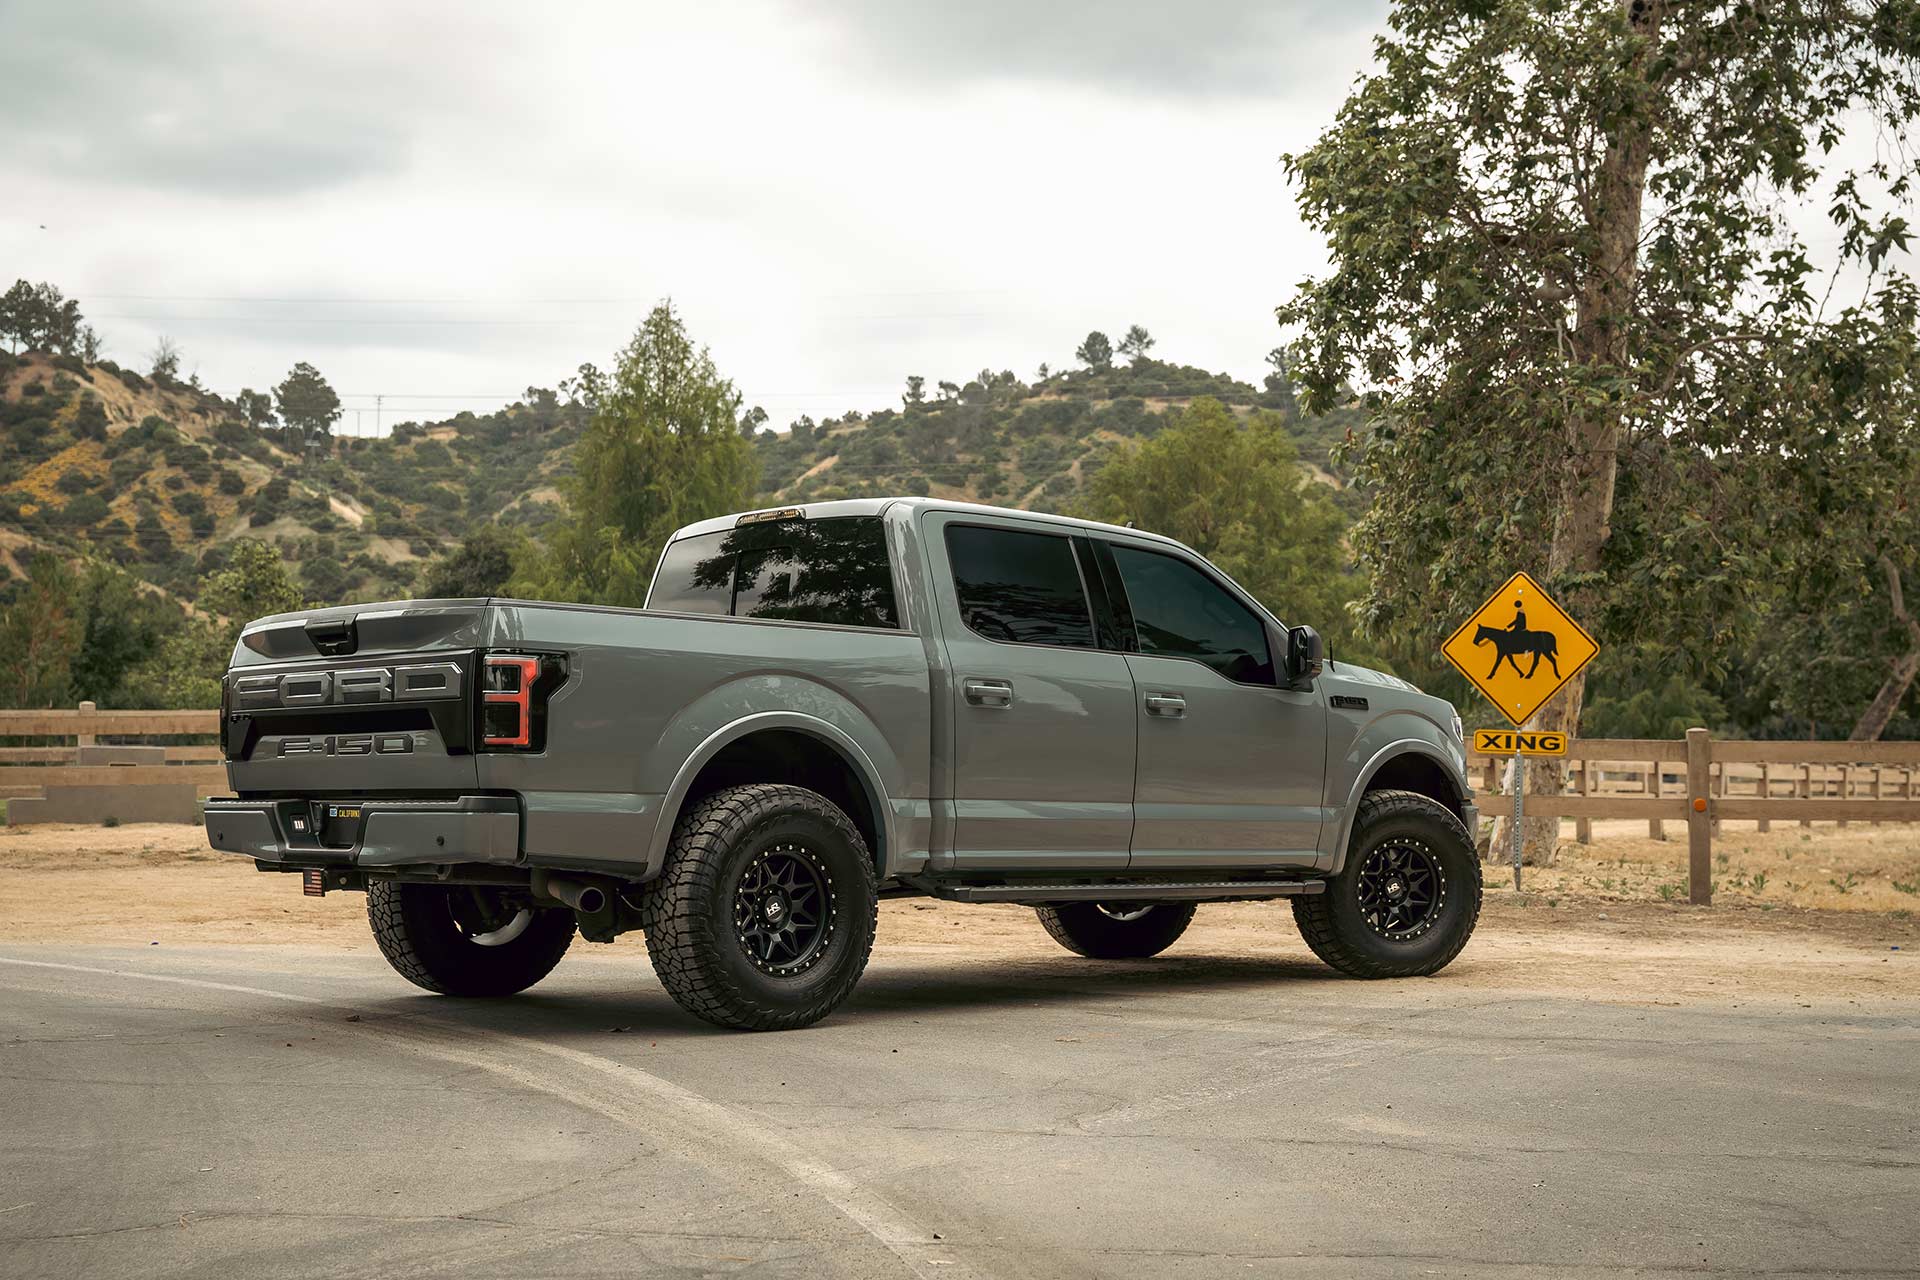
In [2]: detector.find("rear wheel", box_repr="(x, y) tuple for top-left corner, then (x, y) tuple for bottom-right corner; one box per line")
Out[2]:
(1292, 789), (1481, 978)
(640, 784), (877, 1031)
(367, 882), (575, 996)
(1036, 901), (1196, 959)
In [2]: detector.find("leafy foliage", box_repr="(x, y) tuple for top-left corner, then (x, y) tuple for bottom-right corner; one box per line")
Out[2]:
(508, 303), (758, 606)
(1278, 0), (1920, 744)
(1075, 397), (1367, 658)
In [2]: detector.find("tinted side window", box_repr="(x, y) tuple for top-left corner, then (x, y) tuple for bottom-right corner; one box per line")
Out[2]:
(647, 517), (899, 628)
(947, 524), (1096, 648)
(1109, 545), (1274, 685)
(649, 531), (734, 616)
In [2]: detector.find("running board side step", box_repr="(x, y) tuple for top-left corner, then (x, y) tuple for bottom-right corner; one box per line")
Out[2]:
(934, 879), (1325, 905)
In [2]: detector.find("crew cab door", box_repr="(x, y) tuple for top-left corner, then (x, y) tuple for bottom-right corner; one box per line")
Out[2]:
(1091, 538), (1327, 869)
(923, 511), (1136, 870)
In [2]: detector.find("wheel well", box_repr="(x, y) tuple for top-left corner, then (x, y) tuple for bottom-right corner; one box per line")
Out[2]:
(678, 729), (884, 870)
(1362, 752), (1466, 824)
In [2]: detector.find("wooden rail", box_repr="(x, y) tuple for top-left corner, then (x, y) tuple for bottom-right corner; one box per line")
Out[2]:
(1468, 728), (1920, 904)
(0, 703), (225, 821)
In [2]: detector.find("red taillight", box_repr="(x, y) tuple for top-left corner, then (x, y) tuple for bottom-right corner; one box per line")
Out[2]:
(481, 655), (540, 748)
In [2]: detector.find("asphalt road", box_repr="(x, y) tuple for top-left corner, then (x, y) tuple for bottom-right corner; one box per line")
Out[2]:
(1, 941), (1915, 1279)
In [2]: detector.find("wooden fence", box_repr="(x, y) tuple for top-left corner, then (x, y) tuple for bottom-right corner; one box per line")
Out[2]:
(0, 704), (224, 817)
(4, 710), (1916, 906)
(1467, 729), (1920, 904)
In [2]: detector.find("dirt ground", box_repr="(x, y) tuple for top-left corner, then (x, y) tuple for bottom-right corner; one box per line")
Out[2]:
(3, 819), (1915, 1005)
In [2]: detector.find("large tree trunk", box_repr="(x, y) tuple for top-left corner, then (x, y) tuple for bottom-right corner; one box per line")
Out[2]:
(1850, 556), (1920, 741)
(1492, 0), (1665, 867)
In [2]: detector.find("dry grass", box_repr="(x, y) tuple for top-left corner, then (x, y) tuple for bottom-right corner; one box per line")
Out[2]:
(1488, 818), (1920, 914)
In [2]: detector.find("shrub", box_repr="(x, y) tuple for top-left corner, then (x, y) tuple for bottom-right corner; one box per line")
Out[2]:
(117, 368), (149, 392)
(108, 455), (146, 489)
(55, 468), (96, 495)
(70, 395), (108, 441)
(169, 491), (206, 517)
(61, 492), (109, 526)
(217, 469), (246, 495)
(163, 474), (185, 491)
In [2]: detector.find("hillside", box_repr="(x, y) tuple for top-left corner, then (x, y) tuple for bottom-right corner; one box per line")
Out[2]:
(0, 346), (1357, 609)
(748, 357), (1354, 513)
(0, 349), (587, 606)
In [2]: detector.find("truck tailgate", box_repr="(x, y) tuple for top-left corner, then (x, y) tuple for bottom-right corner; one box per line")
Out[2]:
(221, 601), (491, 795)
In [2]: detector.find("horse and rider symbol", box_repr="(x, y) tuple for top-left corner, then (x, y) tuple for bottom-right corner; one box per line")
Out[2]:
(1472, 601), (1560, 680)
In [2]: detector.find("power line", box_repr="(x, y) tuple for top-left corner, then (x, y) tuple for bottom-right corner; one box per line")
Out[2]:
(81, 287), (1020, 304)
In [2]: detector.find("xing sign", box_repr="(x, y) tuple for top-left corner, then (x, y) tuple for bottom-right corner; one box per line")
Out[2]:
(1471, 728), (1567, 757)
(1441, 572), (1599, 726)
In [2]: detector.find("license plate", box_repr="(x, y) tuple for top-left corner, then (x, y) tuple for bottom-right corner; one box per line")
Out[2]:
(315, 802), (366, 848)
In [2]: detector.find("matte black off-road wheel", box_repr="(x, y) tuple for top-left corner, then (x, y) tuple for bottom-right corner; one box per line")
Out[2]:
(367, 881), (575, 996)
(1292, 789), (1481, 979)
(1035, 901), (1197, 959)
(640, 784), (877, 1031)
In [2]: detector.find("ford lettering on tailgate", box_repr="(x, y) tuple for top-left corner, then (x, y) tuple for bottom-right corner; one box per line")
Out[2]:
(231, 661), (464, 710)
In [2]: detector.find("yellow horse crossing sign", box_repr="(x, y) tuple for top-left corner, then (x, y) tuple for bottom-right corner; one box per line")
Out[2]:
(1441, 572), (1598, 726)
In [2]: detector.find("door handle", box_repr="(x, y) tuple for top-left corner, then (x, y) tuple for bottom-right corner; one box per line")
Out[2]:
(1144, 694), (1187, 718)
(964, 678), (1014, 708)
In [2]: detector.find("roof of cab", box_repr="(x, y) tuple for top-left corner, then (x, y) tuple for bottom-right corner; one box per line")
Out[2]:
(666, 496), (1186, 549)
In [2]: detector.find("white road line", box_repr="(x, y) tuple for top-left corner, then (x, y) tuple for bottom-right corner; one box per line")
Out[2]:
(0, 955), (970, 1280)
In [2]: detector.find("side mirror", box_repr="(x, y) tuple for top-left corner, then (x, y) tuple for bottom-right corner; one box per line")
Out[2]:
(1286, 624), (1324, 685)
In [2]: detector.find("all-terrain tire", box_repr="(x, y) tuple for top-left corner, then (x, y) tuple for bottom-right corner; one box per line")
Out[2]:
(1035, 902), (1197, 959)
(367, 881), (575, 996)
(1292, 789), (1482, 979)
(640, 784), (877, 1031)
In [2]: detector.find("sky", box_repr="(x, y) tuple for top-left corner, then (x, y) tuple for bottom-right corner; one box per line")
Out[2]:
(0, 0), (1389, 434)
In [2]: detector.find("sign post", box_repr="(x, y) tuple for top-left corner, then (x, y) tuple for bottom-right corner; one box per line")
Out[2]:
(1511, 755), (1525, 891)
(1442, 573), (1600, 892)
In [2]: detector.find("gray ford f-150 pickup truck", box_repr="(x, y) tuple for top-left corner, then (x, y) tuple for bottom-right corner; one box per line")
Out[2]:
(206, 497), (1481, 1029)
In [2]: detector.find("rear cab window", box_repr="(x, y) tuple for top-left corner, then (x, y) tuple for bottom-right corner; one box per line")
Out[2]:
(945, 523), (1096, 648)
(648, 516), (899, 628)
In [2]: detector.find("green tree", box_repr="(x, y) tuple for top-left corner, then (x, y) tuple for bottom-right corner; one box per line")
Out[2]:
(0, 554), (82, 707)
(904, 375), (926, 405)
(511, 302), (758, 606)
(149, 335), (182, 381)
(126, 541), (305, 707)
(236, 387), (276, 429)
(0, 280), (84, 355)
(1076, 397), (1362, 652)
(1075, 330), (1113, 371)
(1278, 0), (1920, 854)
(69, 562), (184, 707)
(274, 362), (341, 454)
(423, 525), (523, 598)
(1118, 324), (1155, 365)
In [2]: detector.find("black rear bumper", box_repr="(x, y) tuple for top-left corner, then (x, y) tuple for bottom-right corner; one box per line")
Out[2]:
(204, 795), (520, 868)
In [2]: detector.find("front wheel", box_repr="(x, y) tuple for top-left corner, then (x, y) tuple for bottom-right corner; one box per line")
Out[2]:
(1292, 789), (1481, 978)
(640, 783), (877, 1031)
(367, 882), (575, 996)
(1036, 902), (1196, 959)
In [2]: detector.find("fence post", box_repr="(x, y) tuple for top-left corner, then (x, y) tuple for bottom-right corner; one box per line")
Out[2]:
(1799, 764), (1812, 829)
(1872, 766), (1884, 827)
(1757, 763), (1771, 834)
(1575, 758), (1592, 844)
(76, 700), (97, 748)
(1687, 727), (1713, 905)
(1838, 765), (1851, 829)
(1648, 760), (1665, 840)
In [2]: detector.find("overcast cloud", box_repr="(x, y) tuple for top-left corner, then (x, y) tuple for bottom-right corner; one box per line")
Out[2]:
(0, 0), (1388, 432)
